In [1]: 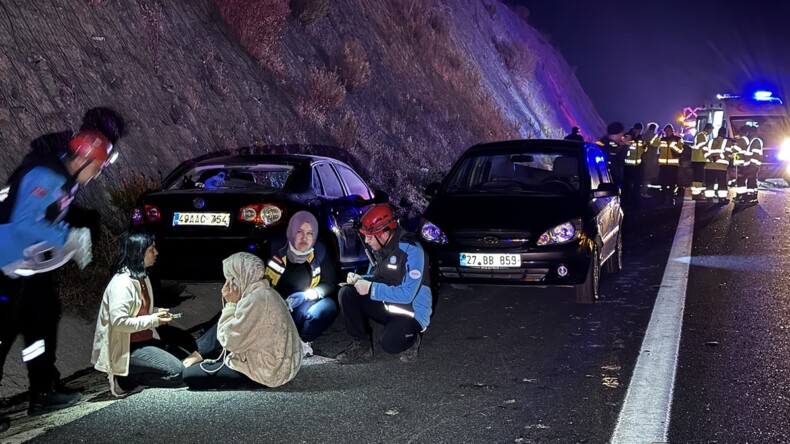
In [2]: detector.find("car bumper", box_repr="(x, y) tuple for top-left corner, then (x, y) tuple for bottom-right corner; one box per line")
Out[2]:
(425, 240), (593, 286)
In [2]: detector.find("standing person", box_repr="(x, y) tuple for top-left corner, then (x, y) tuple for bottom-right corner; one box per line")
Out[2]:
(703, 127), (732, 203)
(564, 126), (584, 141)
(0, 108), (124, 426)
(262, 211), (338, 358)
(184, 252), (302, 390)
(596, 122), (627, 188)
(91, 233), (202, 397)
(622, 122), (646, 206)
(335, 204), (433, 364)
(734, 125), (763, 203)
(691, 123), (714, 200)
(641, 122), (662, 197)
(657, 124), (685, 205)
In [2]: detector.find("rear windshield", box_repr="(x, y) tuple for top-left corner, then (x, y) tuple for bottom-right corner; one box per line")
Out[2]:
(168, 164), (295, 191)
(445, 150), (581, 195)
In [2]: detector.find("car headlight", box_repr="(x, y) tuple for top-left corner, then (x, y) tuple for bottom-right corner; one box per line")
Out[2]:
(536, 219), (582, 246)
(420, 220), (448, 244)
(779, 138), (790, 162)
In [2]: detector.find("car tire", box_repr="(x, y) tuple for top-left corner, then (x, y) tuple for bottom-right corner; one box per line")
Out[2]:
(603, 231), (623, 274)
(575, 248), (599, 304)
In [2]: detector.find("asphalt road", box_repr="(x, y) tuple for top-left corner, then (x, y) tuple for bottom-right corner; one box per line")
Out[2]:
(8, 189), (788, 443)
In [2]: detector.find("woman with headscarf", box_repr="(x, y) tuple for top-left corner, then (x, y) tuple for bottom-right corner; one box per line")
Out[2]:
(262, 210), (338, 357)
(184, 252), (302, 389)
(91, 232), (202, 397)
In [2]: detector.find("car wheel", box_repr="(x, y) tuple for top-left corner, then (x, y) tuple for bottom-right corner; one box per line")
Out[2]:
(575, 248), (599, 304)
(604, 231), (623, 274)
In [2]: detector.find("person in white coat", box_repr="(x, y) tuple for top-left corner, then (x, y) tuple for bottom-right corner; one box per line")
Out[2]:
(184, 252), (302, 389)
(91, 232), (201, 396)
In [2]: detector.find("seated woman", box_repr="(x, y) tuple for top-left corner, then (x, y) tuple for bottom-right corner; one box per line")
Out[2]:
(184, 252), (302, 390)
(91, 232), (202, 397)
(263, 211), (338, 357)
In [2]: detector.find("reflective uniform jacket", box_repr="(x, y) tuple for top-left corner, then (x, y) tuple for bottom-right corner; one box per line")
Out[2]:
(704, 136), (731, 171)
(732, 136), (749, 166)
(692, 131), (711, 163)
(658, 135), (684, 166)
(625, 135), (646, 166)
(745, 137), (764, 168)
(365, 227), (433, 330)
(263, 240), (336, 300)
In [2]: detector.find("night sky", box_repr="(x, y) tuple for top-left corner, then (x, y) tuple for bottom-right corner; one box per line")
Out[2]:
(511, 0), (790, 133)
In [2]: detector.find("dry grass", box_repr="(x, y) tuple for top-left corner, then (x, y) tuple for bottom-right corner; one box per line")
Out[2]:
(138, 0), (164, 73)
(290, 0), (329, 24)
(331, 111), (360, 149)
(296, 66), (346, 126)
(214, 0), (289, 74)
(337, 36), (371, 91)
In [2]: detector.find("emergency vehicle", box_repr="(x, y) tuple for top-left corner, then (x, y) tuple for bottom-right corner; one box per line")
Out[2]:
(694, 91), (790, 179)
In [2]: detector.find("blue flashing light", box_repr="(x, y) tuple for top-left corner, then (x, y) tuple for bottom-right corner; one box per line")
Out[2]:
(754, 90), (773, 100)
(247, 244), (257, 252)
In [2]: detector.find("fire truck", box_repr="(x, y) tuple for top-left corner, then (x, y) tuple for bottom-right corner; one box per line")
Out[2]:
(693, 91), (790, 179)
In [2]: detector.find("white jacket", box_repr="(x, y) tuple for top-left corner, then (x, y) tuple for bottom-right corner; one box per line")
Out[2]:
(91, 272), (163, 379)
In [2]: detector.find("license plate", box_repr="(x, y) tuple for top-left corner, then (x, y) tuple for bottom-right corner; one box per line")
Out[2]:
(459, 252), (521, 268)
(172, 212), (230, 227)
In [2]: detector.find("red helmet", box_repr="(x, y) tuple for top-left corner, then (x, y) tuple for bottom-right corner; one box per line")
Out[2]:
(68, 130), (112, 165)
(359, 204), (397, 236)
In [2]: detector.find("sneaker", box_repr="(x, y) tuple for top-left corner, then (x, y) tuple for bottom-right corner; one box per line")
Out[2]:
(335, 340), (373, 364)
(1, 416), (9, 433)
(399, 336), (421, 363)
(301, 341), (314, 358)
(28, 388), (82, 415)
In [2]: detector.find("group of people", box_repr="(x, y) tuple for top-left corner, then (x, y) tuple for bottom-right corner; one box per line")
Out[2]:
(565, 120), (764, 206)
(0, 108), (433, 433)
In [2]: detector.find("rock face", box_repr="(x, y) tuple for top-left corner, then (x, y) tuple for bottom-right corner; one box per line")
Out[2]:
(0, 0), (604, 398)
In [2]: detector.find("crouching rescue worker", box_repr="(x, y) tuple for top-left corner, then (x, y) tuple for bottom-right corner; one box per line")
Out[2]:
(336, 204), (432, 364)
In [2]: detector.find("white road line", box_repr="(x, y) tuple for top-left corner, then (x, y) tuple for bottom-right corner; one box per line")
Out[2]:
(610, 200), (695, 443)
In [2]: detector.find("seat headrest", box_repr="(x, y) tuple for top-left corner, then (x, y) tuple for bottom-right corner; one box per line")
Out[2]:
(553, 156), (578, 176)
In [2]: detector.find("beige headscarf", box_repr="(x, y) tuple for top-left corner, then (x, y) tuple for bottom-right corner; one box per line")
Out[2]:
(222, 252), (269, 298)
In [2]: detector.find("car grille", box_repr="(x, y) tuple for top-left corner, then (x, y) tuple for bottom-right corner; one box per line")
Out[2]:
(452, 230), (531, 249)
(439, 266), (548, 281)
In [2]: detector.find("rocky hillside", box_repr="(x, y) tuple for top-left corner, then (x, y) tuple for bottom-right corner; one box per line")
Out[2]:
(0, 0), (603, 217)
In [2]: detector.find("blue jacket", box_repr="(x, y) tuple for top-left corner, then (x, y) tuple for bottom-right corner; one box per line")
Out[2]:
(0, 157), (77, 269)
(366, 227), (433, 330)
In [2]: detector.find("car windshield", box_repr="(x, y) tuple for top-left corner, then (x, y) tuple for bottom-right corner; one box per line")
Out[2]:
(170, 163), (295, 191)
(445, 150), (581, 195)
(729, 116), (790, 146)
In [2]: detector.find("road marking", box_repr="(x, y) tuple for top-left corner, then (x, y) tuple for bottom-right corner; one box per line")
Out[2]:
(610, 200), (695, 443)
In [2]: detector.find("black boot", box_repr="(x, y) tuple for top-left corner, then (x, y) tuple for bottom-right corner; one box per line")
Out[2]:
(28, 387), (82, 416)
(0, 416), (9, 433)
(335, 339), (373, 364)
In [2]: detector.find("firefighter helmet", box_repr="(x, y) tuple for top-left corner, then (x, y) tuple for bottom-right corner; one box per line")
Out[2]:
(359, 204), (397, 236)
(68, 130), (112, 165)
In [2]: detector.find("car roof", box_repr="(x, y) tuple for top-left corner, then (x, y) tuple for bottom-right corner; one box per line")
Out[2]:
(467, 138), (592, 153)
(191, 153), (336, 167)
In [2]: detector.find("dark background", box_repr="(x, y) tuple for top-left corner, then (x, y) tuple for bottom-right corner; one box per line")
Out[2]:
(513, 0), (790, 132)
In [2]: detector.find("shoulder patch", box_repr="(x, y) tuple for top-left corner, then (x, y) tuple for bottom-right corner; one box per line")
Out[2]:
(409, 269), (421, 280)
(389, 255), (397, 264)
(31, 187), (47, 198)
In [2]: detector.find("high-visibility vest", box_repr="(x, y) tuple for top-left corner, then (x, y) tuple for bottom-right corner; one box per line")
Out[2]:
(658, 136), (683, 166)
(746, 137), (764, 167)
(704, 137), (730, 171)
(692, 131), (710, 163)
(731, 136), (749, 166)
(625, 136), (645, 166)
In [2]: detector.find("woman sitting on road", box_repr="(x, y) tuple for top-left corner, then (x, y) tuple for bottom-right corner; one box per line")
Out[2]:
(263, 210), (338, 357)
(184, 252), (302, 390)
(91, 232), (202, 397)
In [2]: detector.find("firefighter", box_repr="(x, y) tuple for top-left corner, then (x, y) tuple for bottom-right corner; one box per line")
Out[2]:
(691, 123), (714, 200)
(596, 122), (627, 187)
(641, 122), (662, 198)
(703, 127), (732, 203)
(622, 122), (646, 206)
(657, 124), (685, 205)
(734, 125), (763, 203)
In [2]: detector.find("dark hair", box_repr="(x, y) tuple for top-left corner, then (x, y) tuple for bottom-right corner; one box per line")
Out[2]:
(112, 232), (154, 279)
(80, 107), (125, 144)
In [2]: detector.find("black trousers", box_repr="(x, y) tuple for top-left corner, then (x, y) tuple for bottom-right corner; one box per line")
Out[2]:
(622, 166), (643, 206)
(338, 286), (421, 354)
(0, 272), (61, 393)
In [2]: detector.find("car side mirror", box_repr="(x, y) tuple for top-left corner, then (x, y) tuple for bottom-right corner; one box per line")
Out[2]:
(593, 182), (620, 198)
(371, 189), (389, 204)
(425, 182), (441, 198)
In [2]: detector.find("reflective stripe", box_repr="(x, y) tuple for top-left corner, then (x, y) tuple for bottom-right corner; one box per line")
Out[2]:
(267, 260), (285, 274)
(22, 339), (45, 362)
(312, 266), (321, 277)
(625, 159), (641, 165)
(658, 159), (680, 165)
(384, 304), (415, 317)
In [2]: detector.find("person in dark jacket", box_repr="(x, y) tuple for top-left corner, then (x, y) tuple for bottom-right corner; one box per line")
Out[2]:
(0, 107), (124, 428)
(335, 204), (433, 364)
(564, 126), (584, 141)
(263, 211), (338, 357)
(596, 122), (627, 187)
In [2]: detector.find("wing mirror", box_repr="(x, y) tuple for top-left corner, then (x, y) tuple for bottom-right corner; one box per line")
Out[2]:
(593, 182), (620, 198)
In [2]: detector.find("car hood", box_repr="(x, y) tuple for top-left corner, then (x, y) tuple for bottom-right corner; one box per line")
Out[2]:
(423, 193), (585, 232)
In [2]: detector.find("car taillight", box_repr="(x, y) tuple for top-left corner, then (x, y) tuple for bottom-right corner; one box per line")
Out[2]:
(238, 203), (283, 226)
(144, 205), (161, 223)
